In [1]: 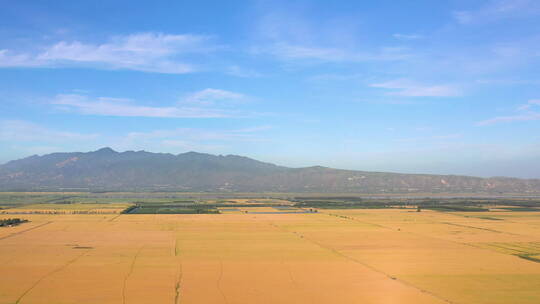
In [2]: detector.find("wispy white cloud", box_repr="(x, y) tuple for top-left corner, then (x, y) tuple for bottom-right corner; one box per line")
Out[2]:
(0, 50), (43, 67)
(307, 73), (364, 82)
(255, 43), (347, 61)
(409, 35), (540, 79)
(182, 88), (246, 106)
(393, 34), (424, 40)
(51, 93), (233, 118)
(478, 99), (540, 125)
(0, 120), (98, 142)
(0, 120), (272, 158)
(116, 125), (272, 152)
(225, 65), (263, 78)
(252, 10), (410, 63)
(517, 99), (540, 111)
(254, 43), (410, 63)
(0, 32), (217, 73)
(477, 112), (540, 125)
(454, 0), (540, 25)
(370, 79), (461, 97)
(396, 133), (462, 143)
(125, 126), (271, 142)
(160, 139), (225, 151)
(475, 78), (540, 85)
(51, 88), (256, 118)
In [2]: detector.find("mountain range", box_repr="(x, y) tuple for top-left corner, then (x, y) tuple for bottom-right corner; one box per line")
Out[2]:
(1, 147), (539, 193)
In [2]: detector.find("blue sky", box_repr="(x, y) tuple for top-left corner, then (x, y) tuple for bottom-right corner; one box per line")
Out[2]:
(1, 0), (539, 178)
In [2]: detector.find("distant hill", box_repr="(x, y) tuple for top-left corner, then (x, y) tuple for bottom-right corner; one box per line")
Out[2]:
(1, 147), (539, 193)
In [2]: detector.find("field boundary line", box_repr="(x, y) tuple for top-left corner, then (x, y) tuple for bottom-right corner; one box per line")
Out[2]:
(0, 221), (52, 241)
(122, 246), (144, 304)
(266, 219), (457, 304)
(426, 210), (523, 236)
(174, 263), (182, 304)
(440, 221), (512, 234)
(174, 236), (182, 304)
(108, 214), (122, 222)
(216, 259), (229, 304)
(15, 249), (89, 304)
(282, 259), (300, 289)
(323, 210), (537, 258)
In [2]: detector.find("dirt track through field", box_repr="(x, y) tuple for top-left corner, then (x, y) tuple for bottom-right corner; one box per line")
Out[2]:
(0, 221), (52, 241)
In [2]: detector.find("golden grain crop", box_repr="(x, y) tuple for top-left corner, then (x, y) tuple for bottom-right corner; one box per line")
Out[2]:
(1, 208), (540, 303)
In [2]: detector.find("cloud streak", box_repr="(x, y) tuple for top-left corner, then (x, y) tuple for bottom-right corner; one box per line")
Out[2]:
(393, 34), (424, 40)
(454, 0), (540, 25)
(0, 120), (98, 142)
(225, 65), (264, 78)
(183, 88), (246, 106)
(52, 93), (235, 118)
(252, 10), (411, 63)
(116, 125), (272, 152)
(0, 32), (217, 74)
(370, 79), (461, 97)
(477, 113), (540, 125)
(125, 126), (271, 142)
(255, 44), (410, 62)
(0, 120), (272, 158)
(517, 99), (540, 111)
(396, 133), (462, 143)
(478, 99), (540, 125)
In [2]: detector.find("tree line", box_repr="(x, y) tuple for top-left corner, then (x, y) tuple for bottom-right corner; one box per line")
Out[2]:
(0, 218), (28, 227)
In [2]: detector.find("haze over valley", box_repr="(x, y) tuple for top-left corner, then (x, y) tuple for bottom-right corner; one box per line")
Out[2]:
(1, 148), (539, 193)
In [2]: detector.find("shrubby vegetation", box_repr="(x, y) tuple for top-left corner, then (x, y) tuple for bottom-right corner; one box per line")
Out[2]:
(0, 218), (28, 227)
(419, 205), (489, 212)
(121, 205), (138, 214)
(124, 202), (222, 214)
(2, 192), (540, 214)
(127, 205), (220, 214)
(292, 196), (540, 211)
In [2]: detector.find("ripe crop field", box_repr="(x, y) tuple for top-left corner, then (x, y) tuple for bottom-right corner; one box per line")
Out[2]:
(1, 208), (540, 303)
(1, 203), (133, 214)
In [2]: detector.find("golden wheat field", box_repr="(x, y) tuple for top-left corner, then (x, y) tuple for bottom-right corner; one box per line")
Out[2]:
(1, 203), (133, 215)
(1, 208), (540, 304)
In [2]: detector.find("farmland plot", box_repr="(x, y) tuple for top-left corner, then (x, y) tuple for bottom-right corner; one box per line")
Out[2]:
(0, 208), (539, 303)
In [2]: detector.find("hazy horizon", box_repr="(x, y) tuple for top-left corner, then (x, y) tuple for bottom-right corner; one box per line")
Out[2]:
(1, 0), (539, 178)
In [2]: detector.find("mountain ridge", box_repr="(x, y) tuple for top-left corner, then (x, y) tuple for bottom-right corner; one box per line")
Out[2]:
(1, 148), (539, 193)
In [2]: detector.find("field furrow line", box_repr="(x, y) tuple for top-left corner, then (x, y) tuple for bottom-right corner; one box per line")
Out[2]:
(282, 259), (299, 289)
(267, 220), (457, 304)
(15, 249), (89, 304)
(122, 246), (144, 304)
(217, 259), (229, 304)
(0, 221), (52, 241)
(108, 214), (122, 222)
(322, 210), (539, 263)
(174, 237), (182, 304)
(174, 261), (183, 304)
(440, 221), (513, 234)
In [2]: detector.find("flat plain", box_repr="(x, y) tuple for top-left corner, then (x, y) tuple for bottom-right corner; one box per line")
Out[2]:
(1, 204), (540, 304)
